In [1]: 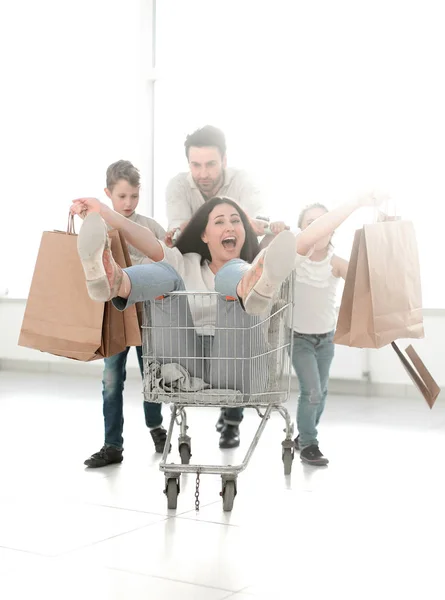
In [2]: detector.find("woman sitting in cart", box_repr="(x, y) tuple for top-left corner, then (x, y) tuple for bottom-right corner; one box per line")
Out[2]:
(70, 192), (385, 449)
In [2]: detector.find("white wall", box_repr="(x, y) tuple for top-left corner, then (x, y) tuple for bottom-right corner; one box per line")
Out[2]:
(1, 299), (442, 391)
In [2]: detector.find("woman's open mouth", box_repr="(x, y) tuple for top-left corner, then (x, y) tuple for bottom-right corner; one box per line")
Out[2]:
(222, 236), (237, 249)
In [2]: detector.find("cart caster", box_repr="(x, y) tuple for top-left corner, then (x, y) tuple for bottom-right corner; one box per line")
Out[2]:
(282, 447), (294, 475)
(165, 478), (180, 510)
(179, 442), (191, 465)
(221, 479), (237, 512)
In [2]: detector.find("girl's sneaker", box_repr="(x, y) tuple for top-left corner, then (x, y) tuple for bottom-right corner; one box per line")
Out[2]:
(300, 444), (329, 466)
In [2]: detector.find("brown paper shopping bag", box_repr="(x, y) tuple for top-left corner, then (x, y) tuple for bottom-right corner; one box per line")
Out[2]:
(19, 218), (107, 361)
(109, 230), (141, 347)
(19, 219), (140, 360)
(392, 342), (441, 408)
(334, 219), (424, 349)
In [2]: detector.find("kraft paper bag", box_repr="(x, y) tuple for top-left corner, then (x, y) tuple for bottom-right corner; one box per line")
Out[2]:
(19, 219), (140, 360)
(392, 342), (440, 408)
(334, 219), (424, 349)
(109, 229), (141, 348)
(19, 218), (106, 361)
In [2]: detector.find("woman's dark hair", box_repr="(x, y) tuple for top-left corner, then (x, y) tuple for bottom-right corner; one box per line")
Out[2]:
(175, 196), (260, 264)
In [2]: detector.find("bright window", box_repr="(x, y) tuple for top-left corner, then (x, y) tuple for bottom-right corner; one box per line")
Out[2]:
(0, 0), (151, 298)
(154, 0), (444, 307)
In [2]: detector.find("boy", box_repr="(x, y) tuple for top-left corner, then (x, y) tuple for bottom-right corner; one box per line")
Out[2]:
(84, 160), (168, 468)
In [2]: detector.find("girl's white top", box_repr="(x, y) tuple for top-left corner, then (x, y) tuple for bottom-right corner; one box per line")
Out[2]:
(292, 246), (340, 334)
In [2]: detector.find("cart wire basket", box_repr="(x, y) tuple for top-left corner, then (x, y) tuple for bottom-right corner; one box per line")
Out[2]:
(142, 274), (294, 511)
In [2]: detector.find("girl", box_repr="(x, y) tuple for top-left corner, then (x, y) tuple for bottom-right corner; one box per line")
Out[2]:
(291, 202), (350, 466)
(70, 193), (384, 450)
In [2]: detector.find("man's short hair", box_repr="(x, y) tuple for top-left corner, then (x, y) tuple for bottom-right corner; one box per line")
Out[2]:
(184, 125), (227, 159)
(106, 160), (140, 191)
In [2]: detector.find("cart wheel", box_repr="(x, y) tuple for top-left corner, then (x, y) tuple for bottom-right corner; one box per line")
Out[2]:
(179, 443), (191, 465)
(166, 478), (179, 509)
(282, 447), (294, 475)
(222, 480), (236, 512)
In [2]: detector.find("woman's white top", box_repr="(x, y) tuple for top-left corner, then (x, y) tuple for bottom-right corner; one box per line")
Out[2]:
(156, 243), (217, 335)
(292, 247), (340, 335)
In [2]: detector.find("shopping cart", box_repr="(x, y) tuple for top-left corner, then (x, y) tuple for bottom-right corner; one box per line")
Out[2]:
(142, 275), (294, 511)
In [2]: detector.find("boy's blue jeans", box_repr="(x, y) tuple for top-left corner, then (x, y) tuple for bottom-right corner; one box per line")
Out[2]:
(103, 346), (162, 449)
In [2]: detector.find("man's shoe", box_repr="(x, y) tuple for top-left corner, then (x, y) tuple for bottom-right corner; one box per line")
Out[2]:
(294, 435), (300, 451)
(84, 445), (123, 468)
(300, 444), (329, 466)
(150, 427), (171, 453)
(215, 411), (225, 433)
(219, 424), (240, 449)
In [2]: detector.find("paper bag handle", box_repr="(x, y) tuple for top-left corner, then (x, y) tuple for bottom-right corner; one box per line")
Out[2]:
(67, 213), (76, 235)
(373, 197), (401, 223)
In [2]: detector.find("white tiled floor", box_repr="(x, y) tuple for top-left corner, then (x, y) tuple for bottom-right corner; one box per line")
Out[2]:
(1, 369), (444, 599)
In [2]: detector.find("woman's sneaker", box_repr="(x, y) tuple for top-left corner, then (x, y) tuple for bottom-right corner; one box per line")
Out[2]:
(300, 444), (329, 466)
(84, 445), (123, 468)
(77, 212), (123, 302)
(238, 230), (296, 315)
